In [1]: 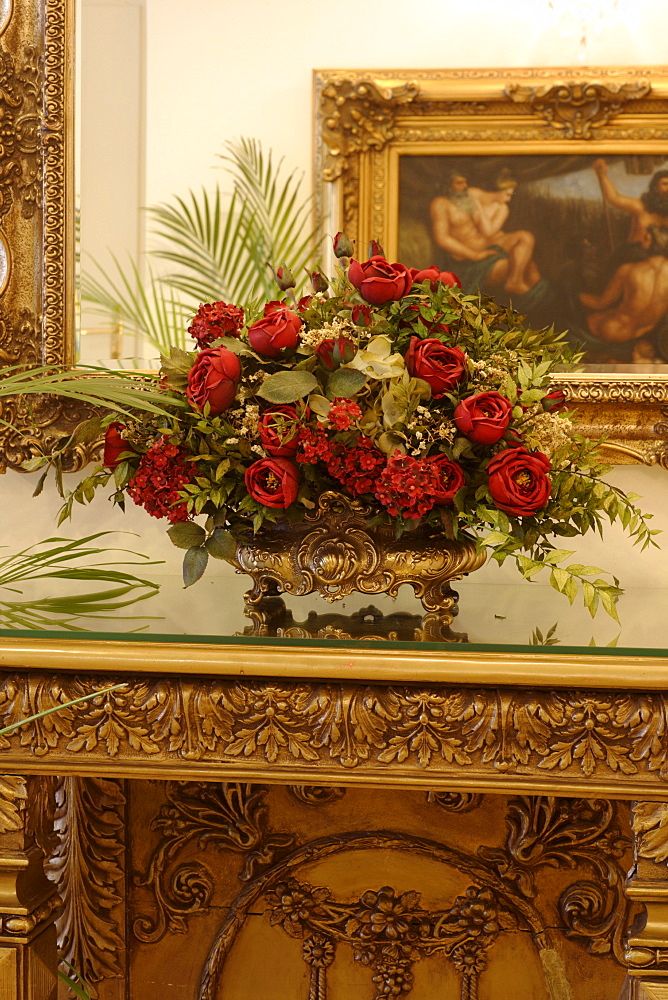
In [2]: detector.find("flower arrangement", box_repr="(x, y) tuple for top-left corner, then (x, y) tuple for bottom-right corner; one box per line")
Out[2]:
(46, 236), (657, 619)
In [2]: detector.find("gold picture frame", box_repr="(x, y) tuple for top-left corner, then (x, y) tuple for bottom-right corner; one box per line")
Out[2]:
(313, 67), (668, 468)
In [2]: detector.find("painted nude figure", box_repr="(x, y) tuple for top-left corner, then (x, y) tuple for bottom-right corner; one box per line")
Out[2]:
(579, 161), (668, 343)
(430, 173), (541, 296)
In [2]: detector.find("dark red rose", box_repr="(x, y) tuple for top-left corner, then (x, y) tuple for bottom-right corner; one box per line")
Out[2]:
(333, 231), (354, 258)
(297, 295), (313, 312)
(541, 389), (568, 412)
(315, 336), (356, 370)
(409, 266), (462, 290)
(245, 457), (299, 508)
(487, 447), (551, 517)
(247, 305), (302, 357)
(405, 338), (468, 397)
(348, 255), (413, 305)
(186, 346), (241, 415)
(427, 454), (466, 503)
(258, 406), (301, 457)
(188, 301), (245, 348)
(454, 392), (513, 445)
(103, 423), (134, 469)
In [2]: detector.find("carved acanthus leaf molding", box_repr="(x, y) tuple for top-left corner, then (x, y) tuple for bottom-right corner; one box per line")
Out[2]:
(47, 777), (126, 984)
(318, 77), (419, 183)
(504, 80), (652, 139)
(631, 802), (668, 863)
(0, 773), (27, 833)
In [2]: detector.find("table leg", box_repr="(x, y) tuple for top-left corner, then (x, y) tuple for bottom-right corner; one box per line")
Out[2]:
(625, 801), (668, 999)
(0, 775), (59, 1000)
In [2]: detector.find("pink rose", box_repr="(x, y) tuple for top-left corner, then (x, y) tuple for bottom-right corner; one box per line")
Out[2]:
(186, 347), (241, 415)
(348, 255), (413, 305)
(247, 304), (302, 357)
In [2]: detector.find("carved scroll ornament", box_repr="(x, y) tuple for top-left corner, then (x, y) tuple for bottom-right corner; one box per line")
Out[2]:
(505, 80), (652, 139)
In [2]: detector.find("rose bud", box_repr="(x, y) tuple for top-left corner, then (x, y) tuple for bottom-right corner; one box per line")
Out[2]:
(297, 295), (313, 312)
(352, 304), (373, 327)
(541, 389), (568, 412)
(188, 301), (245, 348)
(103, 422), (134, 469)
(348, 256), (413, 305)
(368, 239), (385, 258)
(245, 457), (300, 509)
(258, 405), (301, 457)
(186, 346), (241, 416)
(427, 454), (466, 504)
(409, 266), (462, 291)
(454, 392), (513, 445)
(248, 305), (302, 357)
(333, 231), (354, 258)
(487, 447), (552, 517)
(315, 336), (356, 370)
(308, 269), (329, 294)
(268, 262), (296, 291)
(405, 338), (468, 397)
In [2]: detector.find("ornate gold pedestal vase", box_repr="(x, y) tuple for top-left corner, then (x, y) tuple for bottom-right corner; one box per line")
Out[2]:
(230, 492), (486, 625)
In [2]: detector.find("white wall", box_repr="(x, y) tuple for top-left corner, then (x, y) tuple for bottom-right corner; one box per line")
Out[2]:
(3, 0), (668, 621)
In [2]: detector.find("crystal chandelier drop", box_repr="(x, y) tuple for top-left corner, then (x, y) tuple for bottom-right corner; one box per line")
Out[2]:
(547, 0), (622, 61)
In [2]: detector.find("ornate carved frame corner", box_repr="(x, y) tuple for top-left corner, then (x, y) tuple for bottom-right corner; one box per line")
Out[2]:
(0, 0), (81, 474)
(313, 67), (668, 467)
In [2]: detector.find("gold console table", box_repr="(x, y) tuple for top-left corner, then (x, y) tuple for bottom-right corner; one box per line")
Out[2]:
(0, 573), (665, 1000)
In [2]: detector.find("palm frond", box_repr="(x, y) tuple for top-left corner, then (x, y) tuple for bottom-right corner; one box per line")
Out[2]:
(82, 255), (191, 353)
(0, 364), (181, 425)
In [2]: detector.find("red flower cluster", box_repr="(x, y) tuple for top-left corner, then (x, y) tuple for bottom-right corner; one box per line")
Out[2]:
(188, 301), (245, 348)
(127, 438), (194, 523)
(327, 437), (386, 495)
(373, 453), (444, 519)
(297, 427), (333, 464)
(328, 398), (362, 431)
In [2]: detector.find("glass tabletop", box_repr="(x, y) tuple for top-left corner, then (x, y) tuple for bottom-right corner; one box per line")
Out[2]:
(0, 557), (664, 658)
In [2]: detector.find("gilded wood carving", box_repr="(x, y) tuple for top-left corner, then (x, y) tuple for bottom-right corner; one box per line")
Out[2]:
(2, 672), (668, 799)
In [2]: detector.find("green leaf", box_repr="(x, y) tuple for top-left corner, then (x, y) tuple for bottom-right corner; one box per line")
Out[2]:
(307, 393), (331, 417)
(326, 367), (366, 399)
(167, 522), (207, 549)
(183, 545), (209, 587)
(206, 528), (237, 561)
(257, 370), (319, 403)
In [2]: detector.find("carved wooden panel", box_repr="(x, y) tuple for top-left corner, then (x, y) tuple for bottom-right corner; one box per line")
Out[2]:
(47, 783), (637, 1000)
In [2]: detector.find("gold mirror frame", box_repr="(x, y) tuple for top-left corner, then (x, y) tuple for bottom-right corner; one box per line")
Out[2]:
(0, 0), (76, 473)
(314, 67), (668, 468)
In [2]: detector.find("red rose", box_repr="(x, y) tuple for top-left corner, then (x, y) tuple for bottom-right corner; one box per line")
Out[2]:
(352, 304), (373, 327)
(348, 255), (413, 305)
(487, 447), (552, 517)
(427, 454), (466, 503)
(247, 305), (302, 357)
(454, 392), (513, 445)
(188, 301), (245, 348)
(103, 422), (134, 469)
(541, 389), (568, 412)
(258, 406), (301, 457)
(405, 338), (468, 397)
(186, 346), (241, 415)
(245, 457), (299, 508)
(315, 336), (356, 370)
(409, 266), (462, 290)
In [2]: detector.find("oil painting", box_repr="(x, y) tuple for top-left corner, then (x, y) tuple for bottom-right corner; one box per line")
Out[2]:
(398, 154), (668, 363)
